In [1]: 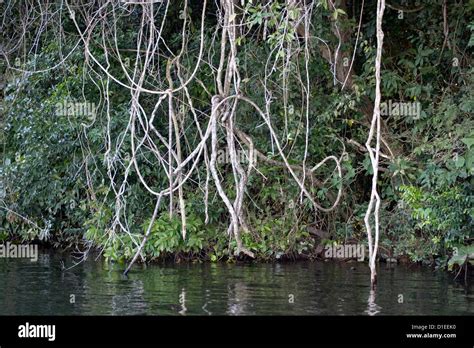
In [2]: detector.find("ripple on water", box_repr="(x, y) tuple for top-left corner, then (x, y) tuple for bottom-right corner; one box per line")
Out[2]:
(0, 253), (472, 315)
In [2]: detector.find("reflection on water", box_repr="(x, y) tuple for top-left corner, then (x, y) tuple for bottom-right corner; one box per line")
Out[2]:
(0, 251), (472, 315)
(366, 289), (381, 316)
(179, 288), (187, 315)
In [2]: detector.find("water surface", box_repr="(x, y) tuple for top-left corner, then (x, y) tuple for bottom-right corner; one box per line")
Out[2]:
(0, 251), (472, 315)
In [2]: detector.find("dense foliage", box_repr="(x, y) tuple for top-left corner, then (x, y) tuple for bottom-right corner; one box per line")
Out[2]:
(0, 0), (472, 271)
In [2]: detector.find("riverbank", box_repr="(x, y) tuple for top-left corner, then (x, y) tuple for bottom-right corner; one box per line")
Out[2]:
(1, 240), (471, 281)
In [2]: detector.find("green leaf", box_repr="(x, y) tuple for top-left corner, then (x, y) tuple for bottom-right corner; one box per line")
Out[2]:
(454, 156), (465, 168)
(461, 137), (474, 149)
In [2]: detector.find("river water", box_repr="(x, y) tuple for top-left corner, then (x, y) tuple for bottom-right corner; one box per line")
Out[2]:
(0, 251), (472, 315)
